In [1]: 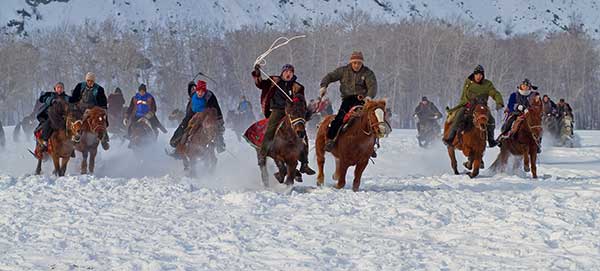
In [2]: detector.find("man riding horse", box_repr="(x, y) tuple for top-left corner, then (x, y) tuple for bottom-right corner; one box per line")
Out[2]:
(34, 82), (70, 155)
(169, 80), (226, 154)
(251, 63), (315, 175)
(414, 96), (442, 144)
(319, 51), (379, 157)
(69, 72), (110, 150)
(124, 83), (168, 137)
(499, 79), (542, 152)
(443, 65), (504, 147)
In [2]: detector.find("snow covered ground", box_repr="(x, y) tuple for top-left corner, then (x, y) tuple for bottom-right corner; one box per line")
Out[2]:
(1, 127), (599, 270)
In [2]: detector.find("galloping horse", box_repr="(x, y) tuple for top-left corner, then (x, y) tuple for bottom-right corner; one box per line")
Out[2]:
(34, 100), (80, 176)
(128, 116), (158, 149)
(315, 98), (388, 191)
(175, 108), (219, 176)
(74, 107), (108, 174)
(490, 96), (543, 178)
(559, 114), (575, 147)
(257, 94), (308, 186)
(443, 100), (490, 178)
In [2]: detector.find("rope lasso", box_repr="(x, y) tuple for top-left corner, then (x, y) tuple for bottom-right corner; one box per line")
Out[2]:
(253, 35), (306, 102)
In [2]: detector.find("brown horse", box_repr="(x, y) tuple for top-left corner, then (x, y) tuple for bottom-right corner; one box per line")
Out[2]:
(74, 107), (108, 174)
(175, 108), (219, 176)
(258, 94), (308, 187)
(34, 100), (80, 176)
(315, 98), (388, 191)
(443, 101), (490, 178)
(491, 96), (543, 178)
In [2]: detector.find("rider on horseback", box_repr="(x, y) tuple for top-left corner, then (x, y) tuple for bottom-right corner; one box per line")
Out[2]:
(319, 51), (379, 156)
(251, 63), (315, 175)
(107, 87), (126, 126)
(499, 79), (539, 139)
(443, 65), (504, 147)
(69, 72), (110, 150)
(557, 98), (574, 135)
(124, 84), (168, 137)
(414, 96), (442, 142)
(542, 95), (558, 117)
(169, 80), (226, 153)
(34, 82), (70, 153)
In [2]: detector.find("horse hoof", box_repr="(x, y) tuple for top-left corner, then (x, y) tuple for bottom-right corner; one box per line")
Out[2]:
(463, 162), (472, 170)
(524, 167), (531, 172)
(468, 173), (477, 179)
(274, 172), (284, 183)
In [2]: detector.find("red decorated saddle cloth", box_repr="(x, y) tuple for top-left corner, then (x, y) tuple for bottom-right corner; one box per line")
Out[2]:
(33, 129), (52, 159)
(342, 105), (363, 125)
(243, 118), (269, 149)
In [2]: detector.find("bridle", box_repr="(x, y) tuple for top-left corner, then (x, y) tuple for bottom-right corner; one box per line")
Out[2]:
(362, 106), (387, 137)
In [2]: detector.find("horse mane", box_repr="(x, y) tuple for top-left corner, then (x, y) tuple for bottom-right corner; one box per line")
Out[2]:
(48, 100), (68, 130)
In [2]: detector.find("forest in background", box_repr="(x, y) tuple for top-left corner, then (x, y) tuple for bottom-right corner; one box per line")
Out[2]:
(1, 10), (598, 129)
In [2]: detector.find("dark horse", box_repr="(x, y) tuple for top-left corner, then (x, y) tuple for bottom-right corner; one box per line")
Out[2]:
(13, 114), (36, 142)
(74, 107), (108, 174)
(174, 108), (219, 176)
(490, 96), (543, 178)
(34, 100), (80, 176)
(315, 98), (388, 191)
(443, 100), (490, 178)
(128, 116), (158, 150)
(258, 94), (308, 187)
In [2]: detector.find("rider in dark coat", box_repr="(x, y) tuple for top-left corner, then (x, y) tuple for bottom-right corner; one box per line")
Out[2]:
(35, 82), (70, 150)
(69, 72), (110, 150)
(414, 96), (442, 138)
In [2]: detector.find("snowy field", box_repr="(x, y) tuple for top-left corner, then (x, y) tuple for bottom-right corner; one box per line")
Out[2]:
(1, 127), (599, 270)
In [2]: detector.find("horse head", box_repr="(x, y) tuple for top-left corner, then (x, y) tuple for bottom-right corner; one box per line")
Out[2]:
(525, 95), (544, 139)
(85, 107), (108, 137)
(285, 94), (308, 139)
(363, 98), (388, 138)
(472, 104), (489, 132)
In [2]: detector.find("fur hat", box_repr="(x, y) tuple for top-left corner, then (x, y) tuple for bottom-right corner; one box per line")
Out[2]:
(281, 64), (295, 73)
(350, 51), (364, 63)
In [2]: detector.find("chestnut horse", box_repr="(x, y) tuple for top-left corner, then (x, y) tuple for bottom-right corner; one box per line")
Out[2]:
(74, 107), (108, 174)
(34, 100), (80, 176)
(315, 99), (388, 191)
(175, 108), (219, 176)
(258, 94), (308, 187)
(443, 101), (490, 178)
(490, 96), (543, 178)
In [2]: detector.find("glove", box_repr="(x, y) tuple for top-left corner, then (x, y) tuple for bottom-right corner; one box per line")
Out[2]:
(523, 109), (529, 114)
(319, 86), (327, 98)
(123, 118), (129, 126)
(252, 64), (261, 77)
(517, 105), (524, 111)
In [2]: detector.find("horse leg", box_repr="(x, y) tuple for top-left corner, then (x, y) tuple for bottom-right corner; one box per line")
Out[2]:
(60, 156), (70, 176)
(35, 158), (42, 175)
(352, 160), (369, 192)
(256, 151), (269, 187)
(469, 153), (482, 178)
(285, 160), (298, 186)
(274, 160), (286, 184)
(81, 151), (88, 174)
(447, 146), (459, 175)
(523, 149), (531, 172)
(334, 163), (348, 189)
(89, 148), (97, 174)
(529, 148), (538, 179)
(315, 130), (326, 187)
(52, 154), (61, 176)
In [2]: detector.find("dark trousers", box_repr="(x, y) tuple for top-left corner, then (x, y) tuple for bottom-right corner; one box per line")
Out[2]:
(327, 96), (364, 139)
(170, 113), (194, 148)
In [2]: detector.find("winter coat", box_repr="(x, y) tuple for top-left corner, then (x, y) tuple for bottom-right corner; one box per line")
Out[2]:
(449, 74), (504, 112)
(36, 91), (70, 120)
(557, 102), (573, 117)
(184, 90), (223, 121)
(507, 90), (539, 114)
(126, 92), (157, 122)
(238, 100), (252, 113)
(107, 93), (126, 116)
(414, 102), (442, 120)
(543, 100), (557, 116)
(252, 71), (305, 118)
(320, 64), (377, 99)
(69, 82), (107, 109)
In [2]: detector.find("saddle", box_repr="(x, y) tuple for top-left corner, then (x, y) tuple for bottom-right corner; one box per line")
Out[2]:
(243, 118), (287, 149)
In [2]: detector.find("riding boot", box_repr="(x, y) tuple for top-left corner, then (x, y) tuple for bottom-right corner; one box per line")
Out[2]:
(170, 125), (185, 148)
(299, 146), (315, 175)
(101, 130), (110, 150)
(443, 127), (457, 146)
(487, 124), (498, 148)
(371, 137), (379, 158)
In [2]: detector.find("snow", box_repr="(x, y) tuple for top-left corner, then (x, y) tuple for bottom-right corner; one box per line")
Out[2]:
(1, 127), (600, 270)
(3, 0), (600, 37)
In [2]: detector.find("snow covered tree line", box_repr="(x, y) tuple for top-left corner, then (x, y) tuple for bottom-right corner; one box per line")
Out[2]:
(0, 10), (598, 129)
